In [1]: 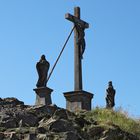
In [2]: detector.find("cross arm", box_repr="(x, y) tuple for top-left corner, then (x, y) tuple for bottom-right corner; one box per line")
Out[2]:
(65, 13), (89, 28)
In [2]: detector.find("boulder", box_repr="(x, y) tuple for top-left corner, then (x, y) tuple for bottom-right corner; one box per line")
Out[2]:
(16, 112), (38, 127)
(37, 134), (47, 140)
(38, 117), (77, 133)
(101, 127), (139, 140)
(0, 118), (17, 128)
(62, 131), (81, 140)
(52, 109), (68, 120)
(87, 125), (105, 138)
(0, 132), (4, 139)
(0, 97), (24, 106)
(49, 119), (76, 132)
(26, 105), (51, 120)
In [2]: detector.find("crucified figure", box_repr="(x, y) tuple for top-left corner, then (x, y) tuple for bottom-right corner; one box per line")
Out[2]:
(75, 23), (86, 59)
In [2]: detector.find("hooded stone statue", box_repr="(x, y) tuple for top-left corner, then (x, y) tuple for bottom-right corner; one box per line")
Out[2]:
(106, 81), (116, 108)
(36, 55), (50, 88)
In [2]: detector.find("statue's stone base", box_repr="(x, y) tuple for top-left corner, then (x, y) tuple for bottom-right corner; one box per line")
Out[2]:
(33, 87), (53, 106)
(63, 90), (93, 112)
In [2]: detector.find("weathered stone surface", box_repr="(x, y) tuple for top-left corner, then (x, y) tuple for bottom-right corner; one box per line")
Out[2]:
(0, 97), (24, 106)
(0, 97), (139, 140)
(0, 117), (17, 128)
(87, 125), (105, 138)
(0, 132), (4, 139)
(23, 133), (36, 140)
(74, 116), (91, 128)
(38, 117), (76, 133)
(26, 105), (51, 119)
(49, 119), (76, 132)
(100, 126), (139, 140)
(34, 87), (53, 106)
(52, 109), (68, 120)
(62, 131), (81, 140)
(37, 134), (47, 140)
(16, 112), (38, 127)
(64, 91), (93, 112)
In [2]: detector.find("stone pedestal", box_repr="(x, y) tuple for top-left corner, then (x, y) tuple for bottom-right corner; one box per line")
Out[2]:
(33, 87), (53, 106)
(63, 91), (93, 112)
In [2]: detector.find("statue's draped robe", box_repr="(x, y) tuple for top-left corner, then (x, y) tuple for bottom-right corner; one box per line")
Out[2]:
(36, 59), (50, 87)
(106, 87), (115, 108)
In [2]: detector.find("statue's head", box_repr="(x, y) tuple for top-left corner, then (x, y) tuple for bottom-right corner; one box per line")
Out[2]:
(41, 55), (46, 60)
(108, 81), (113, 88)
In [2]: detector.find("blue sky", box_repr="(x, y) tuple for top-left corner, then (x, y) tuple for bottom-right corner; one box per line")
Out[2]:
(0, 0), (140, 118)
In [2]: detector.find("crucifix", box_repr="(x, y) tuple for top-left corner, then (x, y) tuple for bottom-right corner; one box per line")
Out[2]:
(65, 7), (89, 91)
(64, 7), (93, 112)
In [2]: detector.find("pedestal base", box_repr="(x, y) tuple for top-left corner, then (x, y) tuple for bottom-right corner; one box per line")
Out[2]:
(63, 90), (93, 112)
(33, 87), (53, 106)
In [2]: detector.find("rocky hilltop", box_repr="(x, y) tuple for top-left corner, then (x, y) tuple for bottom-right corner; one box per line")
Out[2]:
(0, 98), (139, 140)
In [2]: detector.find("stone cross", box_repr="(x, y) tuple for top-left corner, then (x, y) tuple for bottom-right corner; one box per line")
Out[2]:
(65, 7), (89, 91)
(64, 7), (93, 112)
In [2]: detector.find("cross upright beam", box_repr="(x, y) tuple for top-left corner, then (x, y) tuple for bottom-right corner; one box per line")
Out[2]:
(65, 7), (89, 91)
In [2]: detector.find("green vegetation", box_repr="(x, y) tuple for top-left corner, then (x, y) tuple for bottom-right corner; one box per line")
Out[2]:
(80, 107), (140, 138)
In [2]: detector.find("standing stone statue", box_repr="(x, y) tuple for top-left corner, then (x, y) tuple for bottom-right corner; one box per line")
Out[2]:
(36, 55), (50, 88)
(106, 81), (116, 108)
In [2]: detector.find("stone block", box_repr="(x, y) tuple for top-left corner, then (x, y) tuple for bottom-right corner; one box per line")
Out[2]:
(33, 87), (53, 106)
(64, 90), (93, 112)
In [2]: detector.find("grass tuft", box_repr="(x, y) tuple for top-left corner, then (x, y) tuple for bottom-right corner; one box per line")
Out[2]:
(84, 107), (140, 138)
